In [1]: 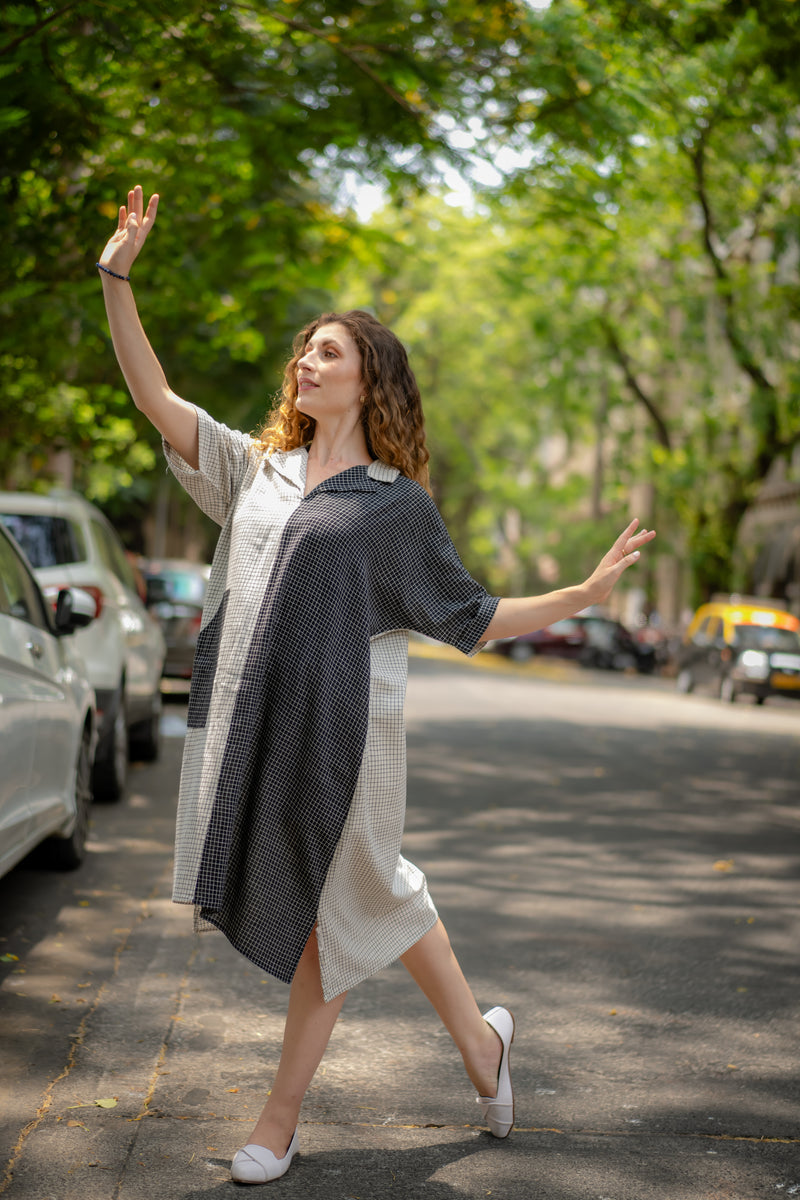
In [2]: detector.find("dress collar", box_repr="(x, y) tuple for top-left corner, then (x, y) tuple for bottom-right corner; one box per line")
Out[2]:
(267, 445), (400, 495)
(265, 445), (309, 492)
(308, 460), (400, 496)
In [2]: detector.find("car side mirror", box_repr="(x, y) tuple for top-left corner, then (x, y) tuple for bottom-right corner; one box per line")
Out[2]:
(55, 587), (97, 634)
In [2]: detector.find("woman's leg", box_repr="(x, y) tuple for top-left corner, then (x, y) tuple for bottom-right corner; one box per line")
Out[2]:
(244, 927), (346, 1154)
(400, 918), (503, 1099)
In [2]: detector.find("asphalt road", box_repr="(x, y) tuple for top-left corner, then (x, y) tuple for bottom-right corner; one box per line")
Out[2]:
(1, 654), (798, 1199)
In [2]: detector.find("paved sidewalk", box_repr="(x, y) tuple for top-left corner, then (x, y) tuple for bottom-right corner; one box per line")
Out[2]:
(6, 889), (798, 1200)
(2, 658), (798, 1198)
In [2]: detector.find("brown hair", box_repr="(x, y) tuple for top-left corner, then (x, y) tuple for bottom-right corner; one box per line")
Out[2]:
(255, 310), (431, 492)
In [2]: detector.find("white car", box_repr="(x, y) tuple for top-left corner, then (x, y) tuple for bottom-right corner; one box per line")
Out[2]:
(0, 525), (97, 877)
(0, 491), (166, 801)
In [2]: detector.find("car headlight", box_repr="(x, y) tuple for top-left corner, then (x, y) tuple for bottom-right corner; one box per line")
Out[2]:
(737, 649), (770, 680)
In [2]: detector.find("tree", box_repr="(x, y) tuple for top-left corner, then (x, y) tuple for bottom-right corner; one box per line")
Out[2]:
(0, 0), (546, 523)
(484, 0), (800, 601)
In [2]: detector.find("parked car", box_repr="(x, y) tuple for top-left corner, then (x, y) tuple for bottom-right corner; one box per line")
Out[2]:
(0, 524), (97, 878)
(676, 599), (800, 704)
(0, 491), (166, 799)
(139, 559), (211, 679)
(492, 615), (657, 673)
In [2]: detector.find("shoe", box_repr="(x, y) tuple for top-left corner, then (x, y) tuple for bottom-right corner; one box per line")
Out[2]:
(476, 1006), (515, 1138)
(231, 1129), (299, 1183)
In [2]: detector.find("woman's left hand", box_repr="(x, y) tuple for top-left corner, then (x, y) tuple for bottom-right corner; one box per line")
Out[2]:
(583, 519), (656, 606)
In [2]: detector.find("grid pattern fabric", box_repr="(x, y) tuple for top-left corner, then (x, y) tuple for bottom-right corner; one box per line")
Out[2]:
(165, 406), (498, 999)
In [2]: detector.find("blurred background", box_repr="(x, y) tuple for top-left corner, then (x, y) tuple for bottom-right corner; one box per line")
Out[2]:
(2, 0), (800, 640)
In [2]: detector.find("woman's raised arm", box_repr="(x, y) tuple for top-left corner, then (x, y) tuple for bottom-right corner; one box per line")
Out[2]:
(97, 185), (199, 468)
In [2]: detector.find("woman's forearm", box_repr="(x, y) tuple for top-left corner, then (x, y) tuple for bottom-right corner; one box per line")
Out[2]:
(482, 586), (591, 642)
(101, 275), (169, 412)
(100, 275), (199, 466)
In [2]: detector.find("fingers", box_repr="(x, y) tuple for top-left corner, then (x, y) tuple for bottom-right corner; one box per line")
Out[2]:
(617, 518), (640, 545)
(625, 528), (656, 552)
(618, 521), (656, 556)
(122, 185), (158, 233)
(620, 531), (656, 568)
(142, 192), (159, 230)
(129, 185), (142, 223)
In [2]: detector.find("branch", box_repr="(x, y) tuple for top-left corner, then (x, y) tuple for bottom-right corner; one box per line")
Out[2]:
(601, 319), (672, 450)
(690, 135), (774, 396)
(0, 3), (77, 57)
(236, 5), (424, 117)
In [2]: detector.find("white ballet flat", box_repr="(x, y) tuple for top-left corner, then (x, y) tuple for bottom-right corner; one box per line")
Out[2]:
(476, 1005), (515, 1138)
(231, 1129), (299, 1183)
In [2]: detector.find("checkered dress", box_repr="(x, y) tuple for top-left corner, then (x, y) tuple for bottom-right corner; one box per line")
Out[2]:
(166, 407), (498, 1000)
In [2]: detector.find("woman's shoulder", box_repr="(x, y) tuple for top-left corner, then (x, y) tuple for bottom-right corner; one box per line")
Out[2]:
(194, 405), (257, 452)
(375, 471), (444, 539)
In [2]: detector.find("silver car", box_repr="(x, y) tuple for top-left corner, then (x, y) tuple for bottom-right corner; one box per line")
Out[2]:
(0, 491), (166, 801)
(0, 526), (97, 877)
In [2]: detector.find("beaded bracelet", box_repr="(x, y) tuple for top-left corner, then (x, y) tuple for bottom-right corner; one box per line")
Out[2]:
(96, 262), (130, 281)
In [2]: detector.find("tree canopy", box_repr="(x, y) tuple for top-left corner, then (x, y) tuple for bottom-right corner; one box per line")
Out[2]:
(2, 0), (800, 610)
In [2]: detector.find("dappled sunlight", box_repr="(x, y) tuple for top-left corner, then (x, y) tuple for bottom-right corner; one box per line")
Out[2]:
(397, 663), (799, 1144)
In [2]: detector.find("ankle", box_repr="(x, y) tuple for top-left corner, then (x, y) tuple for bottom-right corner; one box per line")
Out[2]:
(463, 1024), (502, 1098)
(250, 1097), (298, 1140)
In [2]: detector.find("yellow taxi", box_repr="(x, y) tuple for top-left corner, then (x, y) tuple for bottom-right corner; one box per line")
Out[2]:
(676, 598), (800, 704)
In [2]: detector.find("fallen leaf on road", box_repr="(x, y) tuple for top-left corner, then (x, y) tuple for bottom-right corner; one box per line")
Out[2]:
(68, 1120), (88, 1131)
(226, 1088), (239, 1093)
(0, 953), (19, 963)
(95, 1098), (118, 1108)
(713, 860), (735, 872)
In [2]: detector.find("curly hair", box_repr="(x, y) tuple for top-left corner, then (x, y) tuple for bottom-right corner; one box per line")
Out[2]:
(255, 310), (431, 493)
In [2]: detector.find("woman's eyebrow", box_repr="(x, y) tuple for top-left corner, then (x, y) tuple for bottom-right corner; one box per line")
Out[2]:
(307, 335), (343, 351)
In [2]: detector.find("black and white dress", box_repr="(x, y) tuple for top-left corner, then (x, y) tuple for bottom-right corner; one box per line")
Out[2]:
(166, 407), (498, 1001)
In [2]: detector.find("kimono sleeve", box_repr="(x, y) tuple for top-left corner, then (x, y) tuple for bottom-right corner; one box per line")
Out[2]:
(373, 483), (499, 656)
(163, 405), (254, 527)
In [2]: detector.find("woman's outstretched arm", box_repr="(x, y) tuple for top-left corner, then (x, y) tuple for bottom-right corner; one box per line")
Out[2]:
(482, 520), (656, 641)
(97, 185), (199, 468)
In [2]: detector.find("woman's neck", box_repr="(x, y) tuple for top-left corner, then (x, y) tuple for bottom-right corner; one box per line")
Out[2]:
(304, 420), (372, 494)
(307, 419), (371, 470)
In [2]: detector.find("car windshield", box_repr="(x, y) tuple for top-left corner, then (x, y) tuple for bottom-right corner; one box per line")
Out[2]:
(148, 570), (207, 604)
(733, 624), (800, 653)
(0, 512), (87, 568)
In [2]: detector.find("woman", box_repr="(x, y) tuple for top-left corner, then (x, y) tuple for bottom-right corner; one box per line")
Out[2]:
(98, 186), (655, 1185)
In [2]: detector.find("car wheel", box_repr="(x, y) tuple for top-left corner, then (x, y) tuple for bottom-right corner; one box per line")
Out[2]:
(129, 693), (162, 763)
(46, 726), (92, 870)
(93, 689), (128, 802)
(508, 641), (534, 663)
(719, 676), (737, 704)
(676, 668), (694, 694)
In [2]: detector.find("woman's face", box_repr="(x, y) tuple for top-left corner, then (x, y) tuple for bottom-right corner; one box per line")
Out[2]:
(295, 322), (363, 424)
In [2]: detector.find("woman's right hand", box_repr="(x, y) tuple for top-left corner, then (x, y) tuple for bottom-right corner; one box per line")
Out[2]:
(98, 184), (159, 278)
